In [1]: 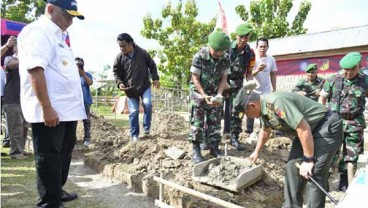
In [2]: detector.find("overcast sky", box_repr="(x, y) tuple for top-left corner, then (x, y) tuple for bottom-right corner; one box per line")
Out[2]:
(67, 0), (368, 78)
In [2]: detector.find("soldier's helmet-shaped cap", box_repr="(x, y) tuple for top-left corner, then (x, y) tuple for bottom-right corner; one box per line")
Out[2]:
(208, 31), (230, 51)
(235, 23), (253, 36)
(339, 52), (362, 69)
(44, 0), (84, 20)
(305, 63), (318, 72)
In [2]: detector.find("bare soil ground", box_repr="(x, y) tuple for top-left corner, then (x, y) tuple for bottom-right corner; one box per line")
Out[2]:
(67, 155), (155, 208)
(77, 112), (345, 208)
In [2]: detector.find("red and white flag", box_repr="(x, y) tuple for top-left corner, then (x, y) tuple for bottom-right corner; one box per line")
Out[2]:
(216, 0), (228, 34)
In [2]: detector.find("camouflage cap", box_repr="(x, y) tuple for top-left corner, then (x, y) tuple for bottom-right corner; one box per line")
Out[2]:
(208, 31), (230, 51)
(339, 52), (362, 69)
(235, 23), (253, 36)
(305, 63), (318, 72)
(233, 88), (251, 112)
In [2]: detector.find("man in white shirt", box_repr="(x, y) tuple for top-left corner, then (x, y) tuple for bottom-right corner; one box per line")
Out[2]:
(246, 38), (278, 134)
(17, 0), (85, 207)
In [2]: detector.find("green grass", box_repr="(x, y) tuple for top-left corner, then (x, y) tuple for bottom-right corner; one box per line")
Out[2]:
(0, 147), (112, 208)
(1, 147), (38, 208)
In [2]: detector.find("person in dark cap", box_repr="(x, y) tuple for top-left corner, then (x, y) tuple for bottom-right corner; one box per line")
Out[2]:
(292, 63), (325, 101)
(221, 23), (255, 152)
(234, 87), (343, 207)
(17, 0), (85, 207)
(189, 31), (230, 164)
(319, 51), (368, 192)
(44, 0), (84, 20)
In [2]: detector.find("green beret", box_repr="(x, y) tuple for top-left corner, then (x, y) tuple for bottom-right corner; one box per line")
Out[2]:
(339, 52), (362, 69)
(305, 63), (318, 72)
(235, 23), (253, 36)
(208, 31), (230, 51)
(233, 89), (251, 112)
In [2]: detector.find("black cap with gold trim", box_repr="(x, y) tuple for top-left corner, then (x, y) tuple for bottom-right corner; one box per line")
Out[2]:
(45, 0), (84, 20)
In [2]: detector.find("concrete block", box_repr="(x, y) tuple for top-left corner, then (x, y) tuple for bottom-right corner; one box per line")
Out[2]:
(142, 175), (159, 199)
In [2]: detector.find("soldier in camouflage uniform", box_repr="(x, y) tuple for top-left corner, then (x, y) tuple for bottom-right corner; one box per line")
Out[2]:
(189, 31), (231, 164)
(292, 63), (325, 101)
(222, 23), (255, 151)
(319, 52), (368, 192)
(234, 89), (343, 208)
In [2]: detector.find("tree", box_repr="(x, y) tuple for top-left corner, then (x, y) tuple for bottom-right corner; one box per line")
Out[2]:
(1, 0), (45, 23)
(234, 0), (311, 40)
(141, 0), (216, 89)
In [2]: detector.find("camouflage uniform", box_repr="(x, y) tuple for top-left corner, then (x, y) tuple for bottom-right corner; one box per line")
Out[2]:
(226, 41), (255, 135)
(292, 76), (325, 101)
(320, 72), (368, 174)
(189, 47), (230, 143)
(259, 92), (343, 207)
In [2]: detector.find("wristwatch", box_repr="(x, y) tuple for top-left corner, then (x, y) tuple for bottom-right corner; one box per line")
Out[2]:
(303, 155), (316, 163)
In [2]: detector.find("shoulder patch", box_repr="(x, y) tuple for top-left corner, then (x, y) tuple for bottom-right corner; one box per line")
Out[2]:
(274, 106), (286, 119)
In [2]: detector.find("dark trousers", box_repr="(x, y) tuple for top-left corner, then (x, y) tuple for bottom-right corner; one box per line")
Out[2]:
(283, 113), (343, 208)
(32, 121), (77, 208)
(83, 104), (91, 141)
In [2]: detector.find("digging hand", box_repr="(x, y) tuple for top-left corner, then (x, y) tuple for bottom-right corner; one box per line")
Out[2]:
(248, 151), (259, 164)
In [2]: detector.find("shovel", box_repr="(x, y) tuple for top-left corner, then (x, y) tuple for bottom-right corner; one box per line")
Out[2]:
(295, 163), (338, 205)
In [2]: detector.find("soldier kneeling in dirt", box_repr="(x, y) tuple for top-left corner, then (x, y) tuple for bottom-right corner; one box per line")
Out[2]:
(234, 88), (343, 207)
(188, 31), (230, 164)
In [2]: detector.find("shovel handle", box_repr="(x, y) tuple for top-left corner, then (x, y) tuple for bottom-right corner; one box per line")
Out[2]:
(295, 162), (338, 205)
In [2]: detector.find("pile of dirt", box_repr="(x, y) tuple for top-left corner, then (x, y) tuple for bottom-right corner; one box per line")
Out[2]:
(150, 111), (189, 138)
(77, 112), (342, 207)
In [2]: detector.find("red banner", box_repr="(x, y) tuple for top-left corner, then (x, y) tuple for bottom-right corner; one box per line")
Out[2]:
(276, 52), (368, 75)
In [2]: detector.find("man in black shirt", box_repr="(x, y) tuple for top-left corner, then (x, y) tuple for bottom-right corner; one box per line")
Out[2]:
(113, 33), (160, 141)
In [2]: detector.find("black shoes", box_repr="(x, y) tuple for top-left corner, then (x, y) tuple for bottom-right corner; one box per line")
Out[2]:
(230, 134), (246, 151)
(339, 174), (348, 192)
(200, 141), (210, 150)
(209, 141), (222, 158)
(2, 138), (10, 148)
(192, 142), (203, 164)
(61, 190), (78, 202)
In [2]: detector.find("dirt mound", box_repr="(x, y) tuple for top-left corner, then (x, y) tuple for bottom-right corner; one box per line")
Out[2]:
(150, 111), (188, 138)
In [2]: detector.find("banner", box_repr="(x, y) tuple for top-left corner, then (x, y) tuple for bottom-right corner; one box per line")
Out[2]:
(215, 0), (228, 34)
(276, 52), (368, 75)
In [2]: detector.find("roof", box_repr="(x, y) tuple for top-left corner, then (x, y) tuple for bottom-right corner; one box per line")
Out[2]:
(251, 25), (368, 56)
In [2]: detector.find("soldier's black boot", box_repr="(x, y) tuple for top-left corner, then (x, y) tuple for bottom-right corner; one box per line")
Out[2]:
(200, 140), (210, 150)
(230, 134), (246, 151)
(339, 173), (348, 192)
(210, 141), (222, 158)
(192, 142), (203, 164)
